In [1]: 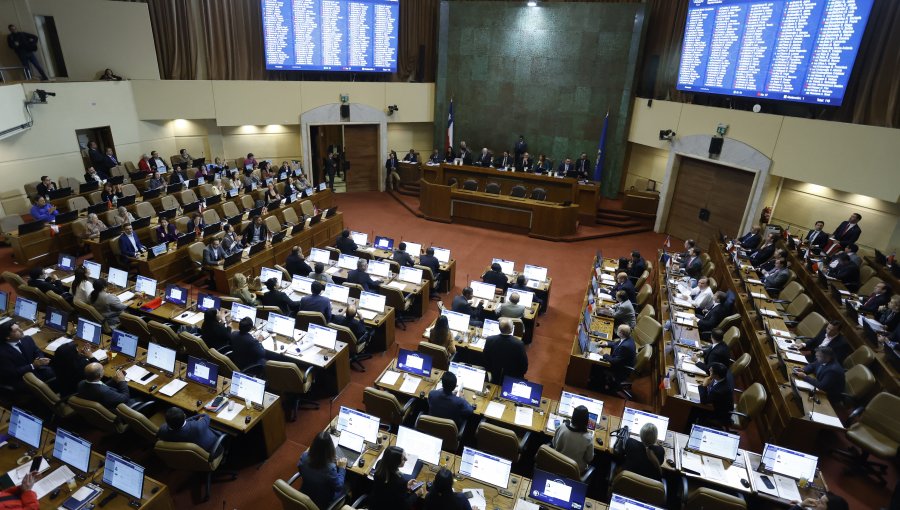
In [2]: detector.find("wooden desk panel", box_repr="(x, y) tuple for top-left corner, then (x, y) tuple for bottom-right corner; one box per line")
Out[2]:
(449, 190), (579, 240)
(425, 163), (579, 203)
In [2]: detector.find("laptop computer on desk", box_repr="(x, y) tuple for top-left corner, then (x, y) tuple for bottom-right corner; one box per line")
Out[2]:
(142, 188), (161, 200)
(48, 187), (71, 200)
(224, 252), (243, 268)
(118, 195), (136, 207)
(55, 210), (77, 224)
(131, 216), (151, 229)
(87, 203), (107, 215)
(99, 224), (123, 241)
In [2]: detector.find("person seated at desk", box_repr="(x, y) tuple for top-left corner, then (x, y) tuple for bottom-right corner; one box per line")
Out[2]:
(627, 250), (646, 283)
(762, 257), (791, 295)
(697, 292), (728, 339)
(83, 213), (107, 241)
(694, 328), (731, 374)
(758, 248), (787, 273)
(825, 254), (860, 293)
(832, 213), (862, 248)
(498, 292), (526, 320)
(533, 154), (551, 174)
(803, 220), (829, 254)
(199, 308), (231, 351)
(677, 239), (696, 262)
(556, 157), (575, 177)
(551, 404), (595, 474)
(682, 247), (703, 282)
(392, 242), (415, 268)
(877, 296), (900, 332)
(483, 318), (528, 383)
(347, 259), (382, 292)
(620, 423), (664, 481)
(482, 262), (509, 291)
(231, 273), (258, 306)
(428, 149), (441, 164)
(35, 175), (57, 199)
(0, 471), (38, 510)
(680, 277), (714, 311)
(27, 267), (66, 296)
(229, 317), (266, 370)
(221, 223), (242, 255)
(604, 290), (635, 329)
(331, 305), (367, 341)
(158, 407), (223, 456)
(452, 287), (483, 324)
(336, 229), (357, 254)
(90, 279), (126, 329)
(427, 372), (474, 429)
(458, 141), (473, 166)
(308, 262), (334, 285)
(155, 217), (178, 244)
(299, 281), (332, 322)
(476, 147), (492, 167)
(285, 246), (312, 277)
(858, 282), (891, 314)
(77, 362), (134, 409)
(612, 272), (637, 305)
(118, 223), (145, 262)
(795, 320), (851, 365)
(203, 238), (227, 267)
(263, 182), (281, 203)
(591, 324), (636, 393)
(575, 153), (592, 179)
(418, 247), (442, 281)
(261, 278), (300, 316)
(736, 226), (762, 252)
(148, 150), (169, 173)
(84, 166), (105, 184)
(385, 150), (400, 191)
(49, 341), (91, 397)
(0, 322), (53, 391)
(402, 148), (418, 163)
(516, 152), (533, 172)
(426, 315), (456, 356)
(494, 150), (514, 169)
(840, 243), (862, 267)
(138, 154), (152, 174)
(423, 468), (472, 510)
(793, 346), (845, 403)
(788, 493), (849, 510)
(511, 275), (544, 314)
(168, 165), (188, 185)
(242, 215), (268, 245)
(100, 182), (123, 206)
(748, 234), (777, 267)
(696, 362), (734, 426)
(367, 446), (422, 510)
(71, 266), (93, 303)
(112, 206), (135, 227)
(186, 212), (205, 235)
(29, 195), (57, 223)
(297, 431), (348, 510)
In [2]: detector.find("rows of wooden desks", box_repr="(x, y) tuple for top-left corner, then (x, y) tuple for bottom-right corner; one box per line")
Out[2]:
(0, 418), (175, 510)
(565, 257), (619, 390)
(784, 245), (900, 394)
(344, 242), (458, 296)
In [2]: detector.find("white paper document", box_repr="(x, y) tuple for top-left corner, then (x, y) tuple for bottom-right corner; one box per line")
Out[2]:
(685, 382), (701, 401)
(675, 311), (695, 320)
(746, 278), (763, 285)
(701, 456), (727, 481)
(809, 412), (844, 428)
(774, 473), (802, 501)
(8, 458), (49, 485)
(61, 275), (76, 284)
(32, 465), (75, 499)
(22, 327), (40, 337)
(398, 375), (420, 394)
(598, 292), (614, 302)
(514, 407), (534, 426)
(217, 402), (242, 421)
(117, 291), (135, 302)
(45, 337), (73, 352)
(760, 308), (780, 318)
(159, 379), (188, 396)
(783, 351), (809, 363)
(680, 450), (704, 475)
(514, 498), (539, 510)
(464, 489), (487, 510)
(379, 370), (401, 386)
(752, 471), (779, 496)
(751, 292), (768, 300)
(399, 454), (418, 476)
(794, 378), (816, 392)
(673, 297), (694, 308)
(325, 267), (340, 275)
(123, 365), (151, 382)
(387, 281), (407, 290)
(469, 337), (486, 349)
(180, 311), (205, 325)
(770, 328), (793, 339)
(485, 401), (506, 419)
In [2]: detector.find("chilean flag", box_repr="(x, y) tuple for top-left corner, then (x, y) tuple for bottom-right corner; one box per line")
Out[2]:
(446, 99), (454, 153)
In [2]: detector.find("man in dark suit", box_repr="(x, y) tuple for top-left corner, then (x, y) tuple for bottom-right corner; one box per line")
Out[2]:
(493, 151), (513, 169)
(299, 281), (332, 322)
(748, 234), (777, 267)
(418, 247), (441, 276)
(148, 150), (170, 173)
(77, 362), (132, 409)
(330, 305), (367, 341)
(758, 248), (786, 273)
(87, 142), (110, 179)
(229, 317), (266, 370)
(697, 362), (734, 425)
(575, 153), (592, 179)
(476, 148), (493, 167)
(285, 246), (313, 278)
(7, 24), (48, 80)
(516, 152), (532, 172)
(392, 242), (415, 268)
(35, 176), (57, 199)
(261, 278), (300, 315)
(612, 272), (637, 305)
(427, 372), (475, 429)
(827, 254), (861, 292)
(556, 157), (575, 177)
(737, 226), (761, 252)
(242, 215), (269, 245)
(698, 292), (729, 338)
(118, 223), (145, 262)
(858, 282), (891, 314)
(203, 238), (227, 267)
(513, 136), (527, 160)
(695, 329), (731, 373)
(458, 142), (472, 165)
(832, 213), (862, 247)
(336, 230), (357, 254)
(385, 150), (400, 190)
(805, 221), (828, 252)
(482, 263), (509, 291)
(794, 346), (845, 403)
(482, 319), (528, 383)
(158, 407), (222, 455)
(796, 320), (851, 365)
(27, 268), (67, 295)
(402, 149), (418, 163)
(683, 247), (704, 281)
(762, 257), (791, 295)
(511, 274), (544, 314)
(0, 323), (53, 390)
(451, 287), (483, 324)
(347, 259), (382, 292)
(593, 324), (636, 392)
(628, 251), (646, 283)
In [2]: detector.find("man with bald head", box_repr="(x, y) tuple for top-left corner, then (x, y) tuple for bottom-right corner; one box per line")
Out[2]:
(482, 318), (528, 383)
(331, 304), (367, 341)
(77, 362), (133, 409)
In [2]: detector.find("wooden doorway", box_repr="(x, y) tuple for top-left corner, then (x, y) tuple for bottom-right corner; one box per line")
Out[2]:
(343, 125), (379, 192)
(665, 158), (755, 248)
(75, 126), (115, 170)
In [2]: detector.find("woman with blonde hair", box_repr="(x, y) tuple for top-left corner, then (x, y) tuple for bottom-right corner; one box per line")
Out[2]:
(620, 422), (664, 481)
(83, 213), (107, 240)
(231, 273), (258, 306)
(113, 206), (134, 226)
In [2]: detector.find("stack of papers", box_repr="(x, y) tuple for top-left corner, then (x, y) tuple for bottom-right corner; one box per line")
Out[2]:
(23, 327), (40, 337)
(398, 375), (420, 394)
(386, 281), (406, 290)
(45, 337), (73, 352)
(217, 402), (242, 421)
(673, 297), (694, 308)
(325, 267), (340, 275)
(379, 370), (401, 386)
(810, 412), (844, 428)
(760, 308), (781, 318)
(794, 378), (816, 392)
(598, 292), (614, 302)
(485, 401), (506, 419)
(159, 379), (187, 396)
(746, 278), (763, 285)
(124, 365), (157, 385)
(751, 292), (768, 300)
(526, 280), (541, 288)
(470, 337), (486, 349)
(514, 407), (534, 426)
(770, 328), (793, 339)
(32, 465), (75, 499)
(783, 351), (809, 363)
(685, 382), (701, 401)
(773, 473), (802, 501)
(179, 311), (205, 325)
(118, 291), (135, 302)
(675, 311), (695, 320)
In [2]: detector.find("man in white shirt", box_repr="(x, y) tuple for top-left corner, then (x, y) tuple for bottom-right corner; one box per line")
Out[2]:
(149, 150), (169, 173)
(681, 277), (714, 311)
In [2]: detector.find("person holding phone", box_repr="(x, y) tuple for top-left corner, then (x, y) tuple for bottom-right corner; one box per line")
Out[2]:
(367, 446), (422, 510)
(0, 470), (38, 509)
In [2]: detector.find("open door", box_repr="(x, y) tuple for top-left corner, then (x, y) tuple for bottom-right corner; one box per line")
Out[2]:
(343, 125), (379, 192)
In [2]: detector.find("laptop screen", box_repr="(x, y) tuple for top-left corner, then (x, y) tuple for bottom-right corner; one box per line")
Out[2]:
(459, 447), (511, 489)
(761, 443), (818, 481)
(396, 349), (432, 378)
(431, 247), (451, 263)
(441, 309), (470, 333)
(0, 290), (7, 312)
(396, 426), (442, 466)
(229, 371), (266, 406)
(398, 266), (422, 284)
(108, 267), (129, 288)
(102, 452), (144, 501)
(529, 469), (587, 510)
(76, 318), (102, 345)
(350, 231), (368, 246)
(196, 293), (221, 312)
(506, 288), (534, 308)
(523, 264), (548, 282)
(83, 260), (101, 279)
(491, 258), (515, 275)
(164, 284), (188, 306)
(135, 275), (157, 296)
(57, 254), (76, 272)
(260, 267), (282, 287)
(367, 260), (391, 278)
(307, 323), (338, 350)
(268, 312), (295, 338)
(481, 318), (501, 338)
(470, 281), (496, 300)
(230, 302), (257, 323)
(146, 342), (176, 373)
(53, 428), (91, 473)
(324, 283), (349, 304)
(9, 407), (42, 449)
(686, 424), (740, 460)
(186, 356), (218, 388)
(373, 236), (394, 250)
(359, 291), (386, 313)
(609, 493), (665, 510)
(557, 391), (603, 420)
(14, 297), (37, 322)
(337, 406), (380, 443)
(291, 275), (314, 295)
(337, 254), (359, 270)
(500, 376), (542, 406)
(309, 248), (331, 264)
(44, 306), (68, 332)
(110, 330), (139, 358)
(622, 407), (669, 441)
(403, 241), (422, 256)
(448, 362), (486, 392)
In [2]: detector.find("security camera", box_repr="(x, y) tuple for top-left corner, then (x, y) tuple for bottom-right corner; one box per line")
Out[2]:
(29, 89), (56, 104)
(659, 129), (675, 141)
(387, 105), (399, 115)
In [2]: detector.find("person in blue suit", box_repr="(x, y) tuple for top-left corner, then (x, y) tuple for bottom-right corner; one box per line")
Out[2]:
(0, 322), (54, 390)
(297, 432), (347, 510)
(158, 407), (223, 456)
(427, 372), (474, 429)
(118, 223), (145, 260)
(29, 195), (58, 222)
(299, 281), (332, 322)
(347, 259), (382, 292)
(794, 346), (845, 403)
(229, 317), (266, 371)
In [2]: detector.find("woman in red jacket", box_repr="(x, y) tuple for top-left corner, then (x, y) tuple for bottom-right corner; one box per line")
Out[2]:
(0, 471), (38, 510)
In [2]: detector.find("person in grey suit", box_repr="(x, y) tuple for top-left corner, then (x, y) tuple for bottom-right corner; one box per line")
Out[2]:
(609, 290), (636, 329)
(498, 292), (525, 319)
(762, 257), (791, 295)
(89, 279), (126, 328)
(392, 242), (416, 267)
(77, 362), (133, 409)
(203, 238), (227, 267)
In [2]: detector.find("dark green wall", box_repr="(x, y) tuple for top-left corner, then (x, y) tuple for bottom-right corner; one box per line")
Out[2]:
(434, 1), (646, 197)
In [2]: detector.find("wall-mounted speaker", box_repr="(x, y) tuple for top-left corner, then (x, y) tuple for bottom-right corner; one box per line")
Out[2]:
(708, 136), (724, 157)
(340, 104), (350, 119)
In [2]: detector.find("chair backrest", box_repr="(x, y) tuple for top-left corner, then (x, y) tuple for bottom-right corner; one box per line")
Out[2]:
(135, 201), (155, 218)
(785, 293), (813, 318)
(179, 332), (212, 360)
(121, 183), (138, 197)
(684, 487), (747, 510)
(707, 276), (718, 292)
(264, 215), (282, 234)
(189, 242), (205, 267)
(463, 179), (478, 191)
(485, 182), (501, 194)
(23, 372), (68, 416)
(202, 209), (221, 225)
(115, 403), (159, 443)
(857, 276), (883, 297)
(637, 304), (655, 321)
(1, 270), (25, 289)
(342, 282), (363, 300)
(296, 311), (326, 331)
(363, 387), (404, 427)
(635, 271), (650, 291)
(208, 348), (239, 378)
(633, 316), (662, 347)
(154, 440), (213, 472)
(844, 364), (876, 403)
(631, 344), (652, 378)
(476, 422), (522, 463)
(17, 284), (47, 308)
(299, 200), (315, 217)
(179, 189), (199, 205)
(282, 208), (299, 226)
(46, 290), (74, 315)
(68, 395), (125, 433)
(73, 299), (109, 333)
(222, 201), (241, 218)
(174, 216), (190, 234)
(381, 286), (409, 312)
(67, 196), (90, 212)
(859, 264), (875, 284)
(0, 215), (24, 235)
(779, 281), (804, 303)
(272, 479), (319, 510)
(119, 312), (152, 345)
(265, 361), (312, 395)
(716, 313), (741, 331)
(858, 392), (900, 443)
(148, 321), (181, 351)
(843, 345), (876, 369)
(328, 323), (363, 353)
(796, 312), (827, 339)
(510, 185), (526, 198)
(611, 470), (667, 508)
(416, 415), (459, 453)
(240, 194), (255, 210)
(723, 326), (741, 353)
(702, 261), (716, 277)
(530, 188), (547, 200)
(534, 444), (580, 480)
(417, 341), (450, 371)
(160, 195), (180, 211)
(635, 284), (652, 308)
(735, 383), (766, 428)
(731, 353), (751, 380)
(87, 191), (104, 205)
